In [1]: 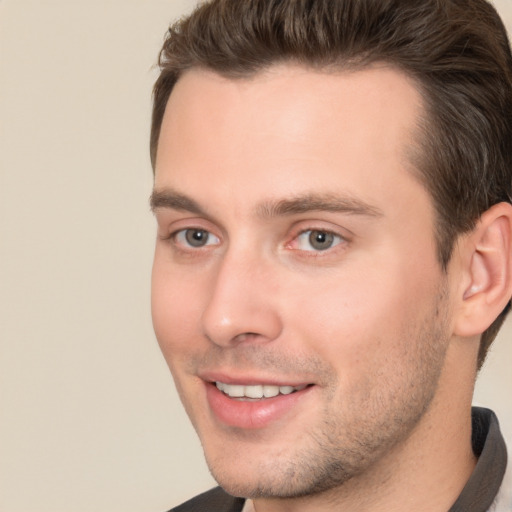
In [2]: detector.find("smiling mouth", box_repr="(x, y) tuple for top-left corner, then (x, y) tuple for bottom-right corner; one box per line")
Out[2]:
(215, 381), (309, 400)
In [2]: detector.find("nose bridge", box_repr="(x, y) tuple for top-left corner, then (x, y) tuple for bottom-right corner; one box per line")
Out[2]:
(201, 243), (282, 347)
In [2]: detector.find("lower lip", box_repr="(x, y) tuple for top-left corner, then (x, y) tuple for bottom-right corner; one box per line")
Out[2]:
(205, 383), (313, 429)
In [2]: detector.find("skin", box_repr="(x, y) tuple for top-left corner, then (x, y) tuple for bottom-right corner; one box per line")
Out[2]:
(151, 65), (482, 511)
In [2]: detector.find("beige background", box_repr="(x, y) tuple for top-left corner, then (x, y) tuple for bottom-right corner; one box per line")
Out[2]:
(0, 1), (511, 510)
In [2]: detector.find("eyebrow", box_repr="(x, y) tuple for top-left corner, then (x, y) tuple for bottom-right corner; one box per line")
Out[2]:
(256, 193), (384, 218)
(150, 189), (206, 215)
(150, 188), (383, 219)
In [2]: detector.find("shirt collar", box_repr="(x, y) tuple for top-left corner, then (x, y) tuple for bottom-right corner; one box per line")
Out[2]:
(448, 407), (507, 512)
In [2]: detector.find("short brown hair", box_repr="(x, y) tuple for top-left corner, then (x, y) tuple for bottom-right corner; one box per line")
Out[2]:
(151, 0), (512, 367)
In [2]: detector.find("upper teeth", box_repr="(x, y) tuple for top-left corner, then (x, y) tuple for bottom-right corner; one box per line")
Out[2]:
(215, 382), (306, 398)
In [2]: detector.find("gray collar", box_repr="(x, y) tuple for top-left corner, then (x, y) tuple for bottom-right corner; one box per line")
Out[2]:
(448, 407), (508, 512)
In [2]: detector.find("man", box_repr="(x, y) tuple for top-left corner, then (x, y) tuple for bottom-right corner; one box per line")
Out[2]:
(149, 0), (511, 510)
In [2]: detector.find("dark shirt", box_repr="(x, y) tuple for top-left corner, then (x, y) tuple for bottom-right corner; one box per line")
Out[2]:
(169, 407), (508, 512)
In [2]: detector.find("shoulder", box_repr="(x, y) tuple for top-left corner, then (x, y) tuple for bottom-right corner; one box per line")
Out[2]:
(168, 487), (245, 512)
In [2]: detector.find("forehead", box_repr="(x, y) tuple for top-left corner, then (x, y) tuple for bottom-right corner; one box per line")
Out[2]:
(154, 64), (428, 222)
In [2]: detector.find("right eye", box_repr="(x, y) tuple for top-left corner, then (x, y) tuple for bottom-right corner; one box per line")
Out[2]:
(174, 228), (220, 248)
(295, 229), (343, 252)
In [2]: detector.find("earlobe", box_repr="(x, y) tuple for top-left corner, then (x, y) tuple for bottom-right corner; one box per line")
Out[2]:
(454, 202), (512, 337)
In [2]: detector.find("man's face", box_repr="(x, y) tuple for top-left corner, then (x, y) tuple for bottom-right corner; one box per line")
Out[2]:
(151, 65), (454, 498)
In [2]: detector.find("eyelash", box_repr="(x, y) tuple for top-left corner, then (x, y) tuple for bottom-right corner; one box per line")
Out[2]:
(165, 226), (347, 257)
(172, 228), (220, 249)
(289, 229), (346, 253)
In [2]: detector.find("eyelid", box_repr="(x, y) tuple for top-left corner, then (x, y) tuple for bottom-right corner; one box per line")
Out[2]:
(156, 214), (218, 237)
(285, 223), (351, 254)
(156, 215), (223, 250)
(296, 230), (343, 251)
(173, 228), (221, 248)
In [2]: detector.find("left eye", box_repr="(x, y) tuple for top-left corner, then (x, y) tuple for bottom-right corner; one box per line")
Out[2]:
(174, 229), (220, 248)
(295, 230), (343, 251)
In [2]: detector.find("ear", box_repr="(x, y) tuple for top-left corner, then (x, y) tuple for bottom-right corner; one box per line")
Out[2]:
(454, 202), (512, 337)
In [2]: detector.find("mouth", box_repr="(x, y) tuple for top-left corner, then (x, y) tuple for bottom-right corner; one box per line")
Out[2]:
(215, 381), (309, 400)
(204, 379), (314, 429)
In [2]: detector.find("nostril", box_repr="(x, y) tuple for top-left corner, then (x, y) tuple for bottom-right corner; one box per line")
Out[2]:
(233, 332), (259, 343)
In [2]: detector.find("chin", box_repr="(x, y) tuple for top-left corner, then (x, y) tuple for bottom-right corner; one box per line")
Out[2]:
(204, 445), (356, 500)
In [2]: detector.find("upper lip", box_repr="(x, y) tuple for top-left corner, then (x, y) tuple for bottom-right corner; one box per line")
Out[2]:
(199, 371), (312, 387)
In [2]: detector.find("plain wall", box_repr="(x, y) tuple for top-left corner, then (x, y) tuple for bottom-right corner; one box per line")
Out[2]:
(0, 1), (511, 510)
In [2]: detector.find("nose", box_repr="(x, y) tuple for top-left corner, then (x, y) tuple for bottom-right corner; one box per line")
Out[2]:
(201, 250), (282, 347)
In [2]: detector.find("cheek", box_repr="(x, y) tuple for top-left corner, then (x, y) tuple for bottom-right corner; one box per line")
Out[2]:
(151, 263), (211, 424)
(151, 258), (206, 365)
(282, 260), (439, 373)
